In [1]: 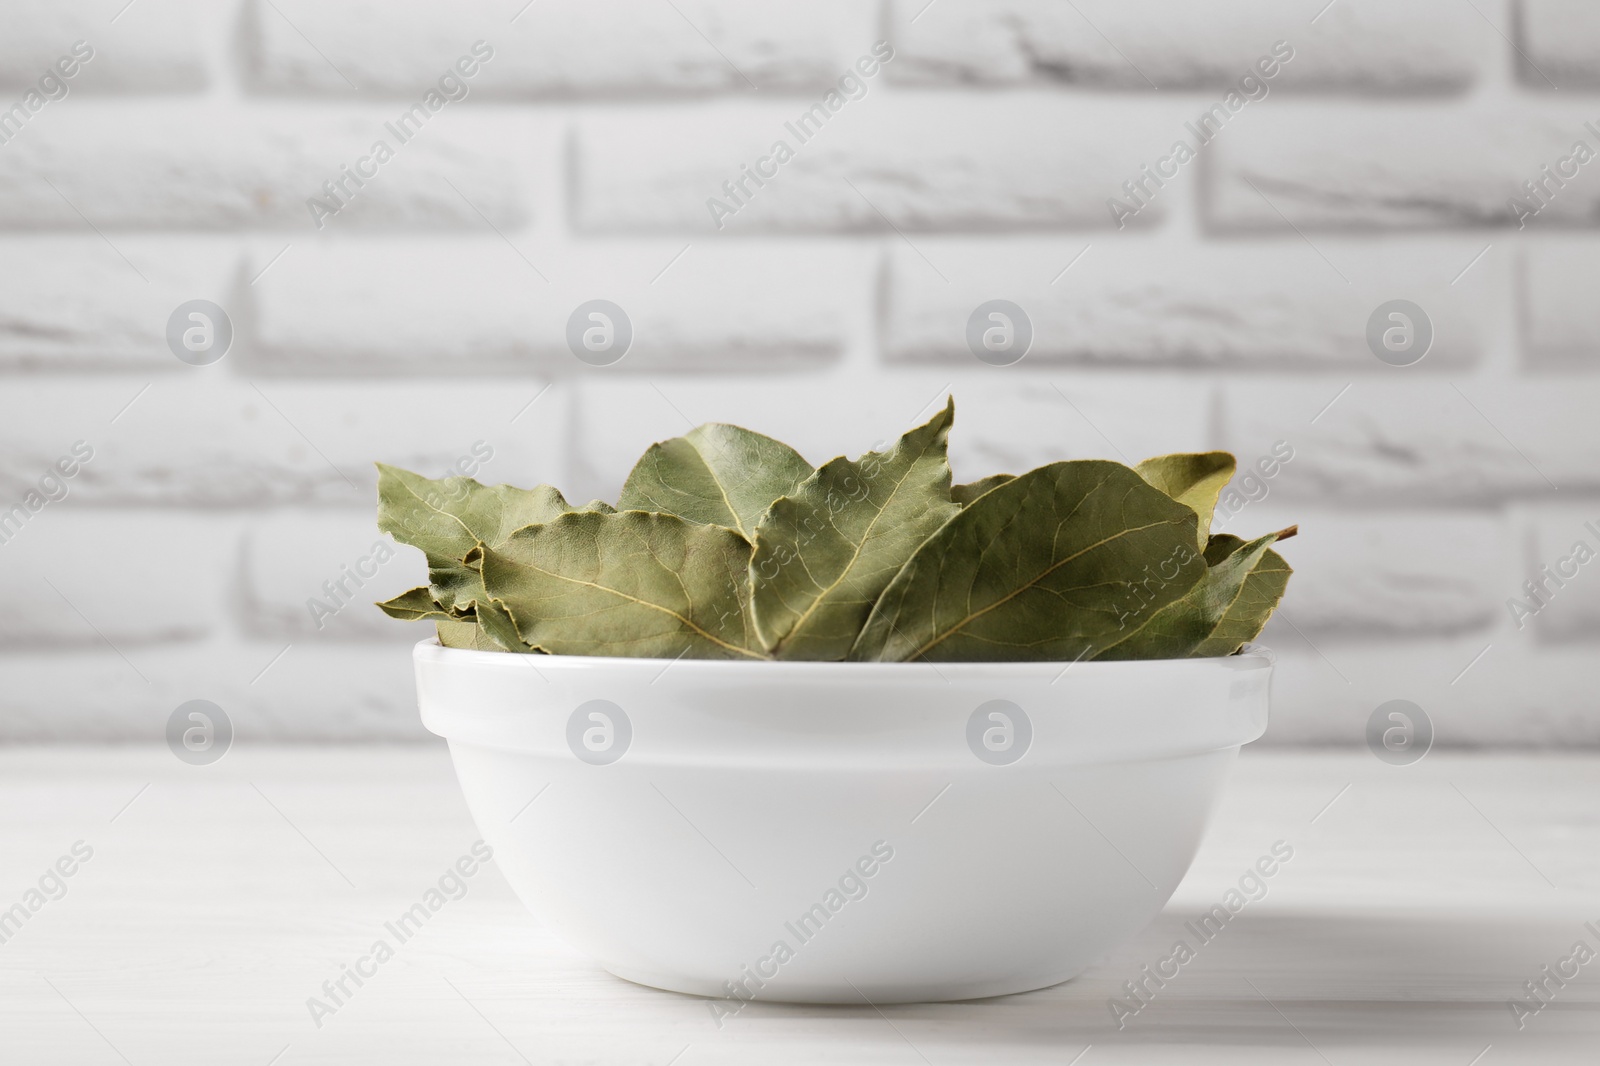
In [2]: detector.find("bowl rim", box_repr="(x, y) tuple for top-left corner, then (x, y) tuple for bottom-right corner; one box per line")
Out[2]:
(412, 638), (1275, 675)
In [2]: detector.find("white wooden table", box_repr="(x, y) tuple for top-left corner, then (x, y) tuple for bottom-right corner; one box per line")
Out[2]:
(2, 747), (1597, 1065)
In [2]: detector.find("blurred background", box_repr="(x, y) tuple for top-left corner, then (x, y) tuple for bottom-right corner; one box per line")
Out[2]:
(2, 0), (1595, 746)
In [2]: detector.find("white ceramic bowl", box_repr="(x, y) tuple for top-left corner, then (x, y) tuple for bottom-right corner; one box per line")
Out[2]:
(415, 639), (1271, 1004)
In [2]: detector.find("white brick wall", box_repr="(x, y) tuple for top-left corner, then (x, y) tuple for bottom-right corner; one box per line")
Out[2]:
(247, 0), (878, 96)
(0, 105), (528, 229)
(883, 239), (1491, 367)
(1208, 104), (1600, 230)
(250, 239), (864, 373)
(1, 0), (1596, 746)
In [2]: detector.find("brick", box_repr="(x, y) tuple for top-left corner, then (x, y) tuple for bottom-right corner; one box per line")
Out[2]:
(892, 0), (1477, 92)
(1520, 505), (1600, 642)
(1260, 639), (1600, 746)
(239, 510), (434, 642)
(248, 239), (864, 374)
(0, 377), (565, 507)
(247, 0), (876, 96)
(565, 375), (1212, 506)
(0, 641), (426, 742)
(0, 105), (526, 229)
(575, 97), (1176, 233)
(1208, 105), (1600, 231)
(0, 510), (232, 646)
(1214, 502), (1504, 637)
(0, 0), (206, 93)
(1519, 0), (1600, 89)
(885, 239), (1489, 367)
(1520, 245), (1600, 368)
(0, 237), (236, 370)
(1222, 381), (1599, 503)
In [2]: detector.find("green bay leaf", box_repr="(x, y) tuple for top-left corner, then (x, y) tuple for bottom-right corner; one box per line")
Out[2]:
(480, 511), (764, 659)
(617, 424), (813, 539)
(434, 614), (543, 652)
(376, 587), (455, 622)
(380, 583), (536, 652)
(376, 464), (583, 612)
(1135, 452), (1236, 550)
(437, 618), (489, 649)
(1189, 533), (1294, 657)
(376, 463), (577, 563)
(849, 460), (1203, 663)
(472, 595), (536, 652)
(752, 399), (958, 661)
(1093, 530), (1283, 661)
